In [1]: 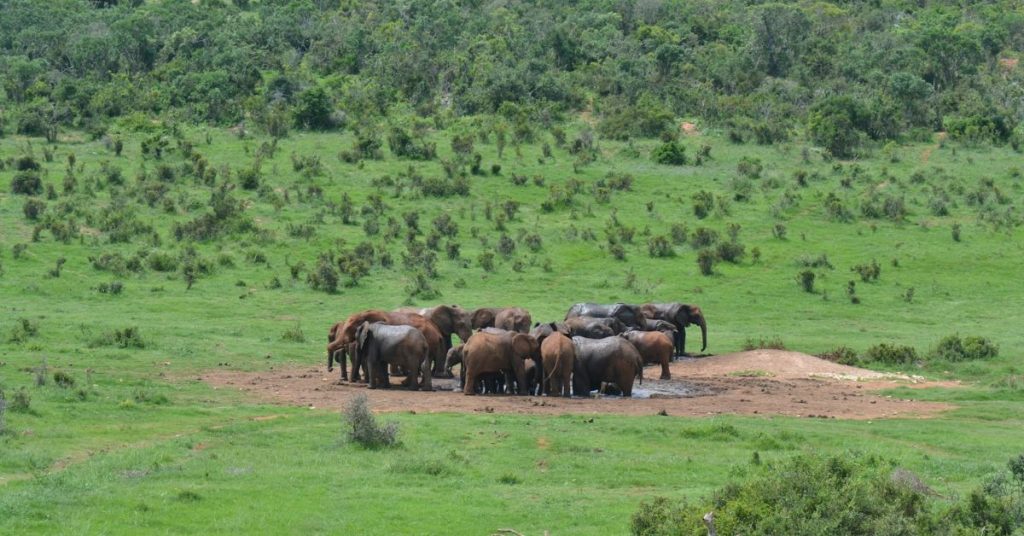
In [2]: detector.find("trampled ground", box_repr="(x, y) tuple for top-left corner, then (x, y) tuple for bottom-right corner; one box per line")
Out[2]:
(201, 350), (953, 420)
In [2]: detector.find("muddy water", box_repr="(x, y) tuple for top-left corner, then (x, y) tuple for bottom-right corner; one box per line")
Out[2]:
(434, 375), (714, 399)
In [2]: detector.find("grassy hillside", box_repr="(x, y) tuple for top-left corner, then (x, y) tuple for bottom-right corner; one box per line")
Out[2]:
(1, 124), (1022, 533)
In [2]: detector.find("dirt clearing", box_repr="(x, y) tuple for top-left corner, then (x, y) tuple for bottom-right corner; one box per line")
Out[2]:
(200, 350), (954, 420)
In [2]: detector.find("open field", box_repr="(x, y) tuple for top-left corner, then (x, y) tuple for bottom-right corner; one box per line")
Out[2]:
(1, 125), (1023, 533)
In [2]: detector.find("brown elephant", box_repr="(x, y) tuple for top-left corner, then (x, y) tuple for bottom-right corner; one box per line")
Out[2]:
(470, 307), (531, 332)
(355, 322), (431, 390)
(396, 305), (473, 355)
(640, 318), (678, 343)
(621, 330), (674, 379)
(571, 336), (644, 397)
(326, 310), (445, 381)
(639, 303), (707, 356)
(494, 307), (532, 333)
(531, 323), (575, 397)
(460, 330), (539, 395)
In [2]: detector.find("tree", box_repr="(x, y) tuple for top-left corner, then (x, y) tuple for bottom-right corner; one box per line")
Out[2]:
(807, 96), (867, 158)
(294, 86), (333, 130)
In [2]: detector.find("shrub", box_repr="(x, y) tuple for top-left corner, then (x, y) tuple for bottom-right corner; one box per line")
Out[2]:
(797, 270), (815, 293)
(931, 334), (999, 362)
(691, 190), (714, 219)
(54, 371), (76, 388)
(307, 255), (339, 293)
(609, 243), (626, 260)
(11, 171), (43, 195)
(147, 251), (179, 272)
(690, 227), (719, 249)
(864, 343), (918, 365)
(743, 336), (786, 350)
(851, 260), (881, 282)
(818, 346), (859, 366)
(281, 323), (306, 343)
(477, 251), (495, 272)
(952, 223), (962, 242)
(697, 249), (715, 276)
(651, 140), (687, 165)
(772, 222), (787, 239)
(8, 317), (39, 343)
(9, 387), (31, 413)
(715, 241), (745, 264)
(97, 281), (124, 295)
(647, 235), (673, 258)
(344, 394), (399, 449)
(22, 198), (46, 220)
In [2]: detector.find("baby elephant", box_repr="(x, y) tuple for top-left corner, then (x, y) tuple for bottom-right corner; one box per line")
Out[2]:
(621, 330), (674, 379)
(355, 322), (431, 391)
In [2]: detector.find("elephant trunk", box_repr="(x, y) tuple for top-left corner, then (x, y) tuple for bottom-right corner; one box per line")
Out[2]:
(698, 316), (707, 353)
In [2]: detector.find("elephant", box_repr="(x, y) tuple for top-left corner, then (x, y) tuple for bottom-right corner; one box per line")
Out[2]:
(354, 322), (431, 391)
(640, 318), (679, 342)
(460, 330), (540, 395)
(531, 323), (574, 397)
(326, 310), (445, 381)
(470, 307), (531, 332)
(396, 305), (472, 355)
(494, 307), (532, 333)
(639, 303), (707, 356)
(565, 303), (644, 329)
(445, 344), (509, 393)
(571, 336), (644, 397)
(621, 330), (674, 379)
(562, 316), (626, 338)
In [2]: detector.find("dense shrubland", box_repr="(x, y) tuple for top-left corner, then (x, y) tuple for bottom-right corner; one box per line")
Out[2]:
(1, 0), (1024, 156)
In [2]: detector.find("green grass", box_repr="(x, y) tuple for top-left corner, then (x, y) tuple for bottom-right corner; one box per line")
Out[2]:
(1, 125), (1022, 533)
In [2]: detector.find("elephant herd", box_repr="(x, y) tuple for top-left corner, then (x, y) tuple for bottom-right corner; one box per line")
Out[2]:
(325, 302), (707, 398)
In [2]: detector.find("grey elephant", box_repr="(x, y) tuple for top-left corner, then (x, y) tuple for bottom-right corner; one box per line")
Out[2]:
(563, 316), (626, 338)
(639, 303), (707, 356)
(355, 322), (431, 391)
(571, 336), (644, 397)
(565, 303), (644, 329)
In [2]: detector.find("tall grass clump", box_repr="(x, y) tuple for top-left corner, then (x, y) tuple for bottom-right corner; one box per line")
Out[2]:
(343, 394), (399, 449)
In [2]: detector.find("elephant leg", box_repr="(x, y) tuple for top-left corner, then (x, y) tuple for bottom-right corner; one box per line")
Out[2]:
(660, 358), (671, 380)
(419, 356), (432, 391)
(463, 368), (478, 395)
(677, 329), (686, 356)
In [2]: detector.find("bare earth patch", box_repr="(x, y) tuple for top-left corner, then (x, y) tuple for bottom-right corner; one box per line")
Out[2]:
(200, 350), (954, 420)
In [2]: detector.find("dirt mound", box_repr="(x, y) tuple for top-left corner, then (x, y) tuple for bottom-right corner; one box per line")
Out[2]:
(663, 349), (914, 381)
(200, 349), (954, 420)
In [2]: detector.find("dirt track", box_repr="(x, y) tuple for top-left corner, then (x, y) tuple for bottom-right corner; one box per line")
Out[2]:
(201, 350), (955, 420)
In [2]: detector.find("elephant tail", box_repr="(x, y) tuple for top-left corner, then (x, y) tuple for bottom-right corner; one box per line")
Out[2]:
(636, 355), (644, 386)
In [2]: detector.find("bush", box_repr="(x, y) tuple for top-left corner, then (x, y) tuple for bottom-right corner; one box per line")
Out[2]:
(647, 235), (673, 258)
(851, 260), (881, 282)
(344, 394), (399, 449)
(147, 251), (179, 272)
(690, 227), (719, 249)
(818, 346), (859, 366)
(9, 387), (31, 413)
(281, 323), (306, 343)
(651, 140), (687, 165)
(307, 255), (339, 293)
(22, 198), (46, 220)
(797, 270), (815, 293)
(691, 190), (714, 219)
(54, 370), (76, 388)
(864, 343), (918, 365)
(11, 171), (43, 195)
(8, 317), (39, 343)
(697, 249), (715, 276)
(715, 241), (745, 264)
(91, 327), (146, 349)
(743, 336), (786, 350)
(931, 334), (999, 362)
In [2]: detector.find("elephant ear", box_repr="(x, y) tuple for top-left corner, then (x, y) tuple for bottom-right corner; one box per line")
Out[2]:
(357, 322), (373, 353)
(512, 334), (538, 359)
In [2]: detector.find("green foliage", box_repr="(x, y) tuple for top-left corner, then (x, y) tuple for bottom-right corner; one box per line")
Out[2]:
(343, 394), (399, 449)
(931, 334), (999, 362)
(11, 171), (42, 195)
(651, 141), (687, 166)
(808, 97), (868, 158)
(797, 269), (815, 293)
(632, 453), (1024, 536)
(864, 343), (918, 365)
